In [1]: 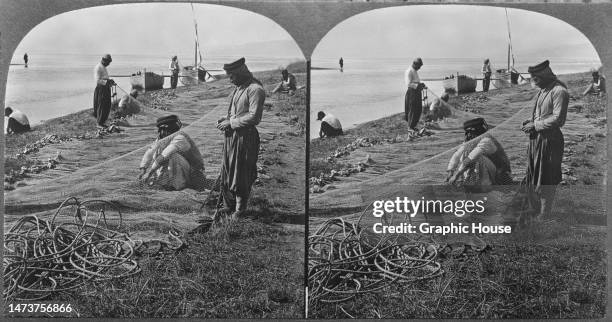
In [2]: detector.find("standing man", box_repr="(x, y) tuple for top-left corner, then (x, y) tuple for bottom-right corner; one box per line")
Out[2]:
(169, 55), (180, 89)
(404, 57), (426, 130)
(23, 53), (28, 68)
(93, 54), (115, 129)
(216, 57), (265, 220)
(521, 60), (569, 220)
(482, 58), (492, 92)
(339, 57), (344, 71)
(5, 107), (30, 134)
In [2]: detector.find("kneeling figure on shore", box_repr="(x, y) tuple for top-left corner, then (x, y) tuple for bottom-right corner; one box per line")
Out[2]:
(272, 69), (297, 95)
(447, 117), (513, 190)
(317, 111), (343, 138)
(5, 107), (31, 135)
(139, 115), (205, 191)
(423, 93), (452, 122)
(117, 89), (143, 116)
(582, 70), (606, 96)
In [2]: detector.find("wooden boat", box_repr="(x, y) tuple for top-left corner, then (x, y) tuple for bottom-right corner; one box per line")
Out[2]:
(443, 74), (477, 94)
(180, 65), (215, 86)
(493, 68), (512, 89)
(130, 70), (164, 91)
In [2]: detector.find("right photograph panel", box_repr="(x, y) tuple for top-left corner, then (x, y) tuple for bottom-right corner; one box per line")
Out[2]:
(308, 5), (606, 319)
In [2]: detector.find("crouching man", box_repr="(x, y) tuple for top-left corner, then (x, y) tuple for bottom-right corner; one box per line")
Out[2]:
(139, 115), (205, 190)
(447, 117), (513, 191)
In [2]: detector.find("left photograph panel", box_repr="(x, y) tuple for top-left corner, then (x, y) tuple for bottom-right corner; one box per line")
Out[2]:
(3, 3), (306, 318)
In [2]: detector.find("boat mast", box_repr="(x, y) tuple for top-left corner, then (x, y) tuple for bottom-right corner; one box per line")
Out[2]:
(191, 3), (199, 67)
(504, 8), (514, 71)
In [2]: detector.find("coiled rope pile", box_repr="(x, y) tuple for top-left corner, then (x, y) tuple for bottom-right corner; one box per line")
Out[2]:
(308, 215), (444, 306)
(3, 197), (184, 301)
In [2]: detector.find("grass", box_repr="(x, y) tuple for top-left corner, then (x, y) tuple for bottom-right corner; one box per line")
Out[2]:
(30, 219), (304, 318)
(309, 221), (606, 319)
(310, 113), (412, 176)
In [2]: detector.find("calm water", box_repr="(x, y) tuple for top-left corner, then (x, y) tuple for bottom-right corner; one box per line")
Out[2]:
(310, 57), (599, 139)
(5, 53), (297, 126)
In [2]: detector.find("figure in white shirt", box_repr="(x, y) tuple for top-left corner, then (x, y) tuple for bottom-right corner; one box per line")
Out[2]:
(316, 111), (343, 138)
(117, 89), (144, 116)
(404, 57), (427, 130)
(482, 58), (492, 92)
(169, 56), (180, 89)
(582, 70), (606, 96)
(5, 107), (30, 134)
(93, 54), (116, 128)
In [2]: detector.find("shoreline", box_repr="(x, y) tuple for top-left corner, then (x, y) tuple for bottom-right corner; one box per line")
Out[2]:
(309, 70), (607, 220)
(310, 70), (599, 138)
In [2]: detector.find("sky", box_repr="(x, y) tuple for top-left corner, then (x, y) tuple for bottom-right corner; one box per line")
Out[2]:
(13, 3), (303, 59)
(314, 5), (600, 63)
(12, 4), (600, 65)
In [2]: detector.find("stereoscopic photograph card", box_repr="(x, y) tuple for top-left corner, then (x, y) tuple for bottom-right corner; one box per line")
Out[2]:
(308, 2), (608, 320)
(2, 1), (305, 318)
(1, 0), (611, 321)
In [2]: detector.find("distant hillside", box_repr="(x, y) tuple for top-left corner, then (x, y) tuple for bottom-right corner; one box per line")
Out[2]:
(208, 39), (304, 59)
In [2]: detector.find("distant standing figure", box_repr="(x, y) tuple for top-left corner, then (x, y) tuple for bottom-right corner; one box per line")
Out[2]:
(139, 115), (205, 191)
(216, 57), (265, 220)
(317, 111), (343, 138)
(582, 70), (606, 96)
(404, 57), (427, 130)
(339, 57), (344, 71)
(482, 58), (492, 92)
(169, 56), (180, 89)
(118, 89), (144, 116)
(272, 69), (297, 95)
(93, 54), (116, 128)
(5, 107), (30, 134)
(521, 60), (569, 220)
(23, 53), (28, 68)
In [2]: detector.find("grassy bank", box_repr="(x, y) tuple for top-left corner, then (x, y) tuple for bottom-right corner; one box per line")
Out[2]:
(10, 219), (304, 318)
(4, 65), (307, 318)
(310, 221), (605, 319)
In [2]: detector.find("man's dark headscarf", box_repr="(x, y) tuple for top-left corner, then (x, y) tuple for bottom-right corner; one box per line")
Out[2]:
(464, 117), (488, 141)
(223, 57), (262, 86)
(528, 60), (567, 89)
(157, 115), (182, 139)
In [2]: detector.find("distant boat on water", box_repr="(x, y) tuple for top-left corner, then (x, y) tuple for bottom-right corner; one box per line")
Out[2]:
(130, 70), (164, 91)
(443, 74), (477, 94)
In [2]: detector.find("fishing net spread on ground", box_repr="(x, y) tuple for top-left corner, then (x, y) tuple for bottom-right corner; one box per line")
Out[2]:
(3, 197), (185, 301)
(308, 215), (444, 307)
